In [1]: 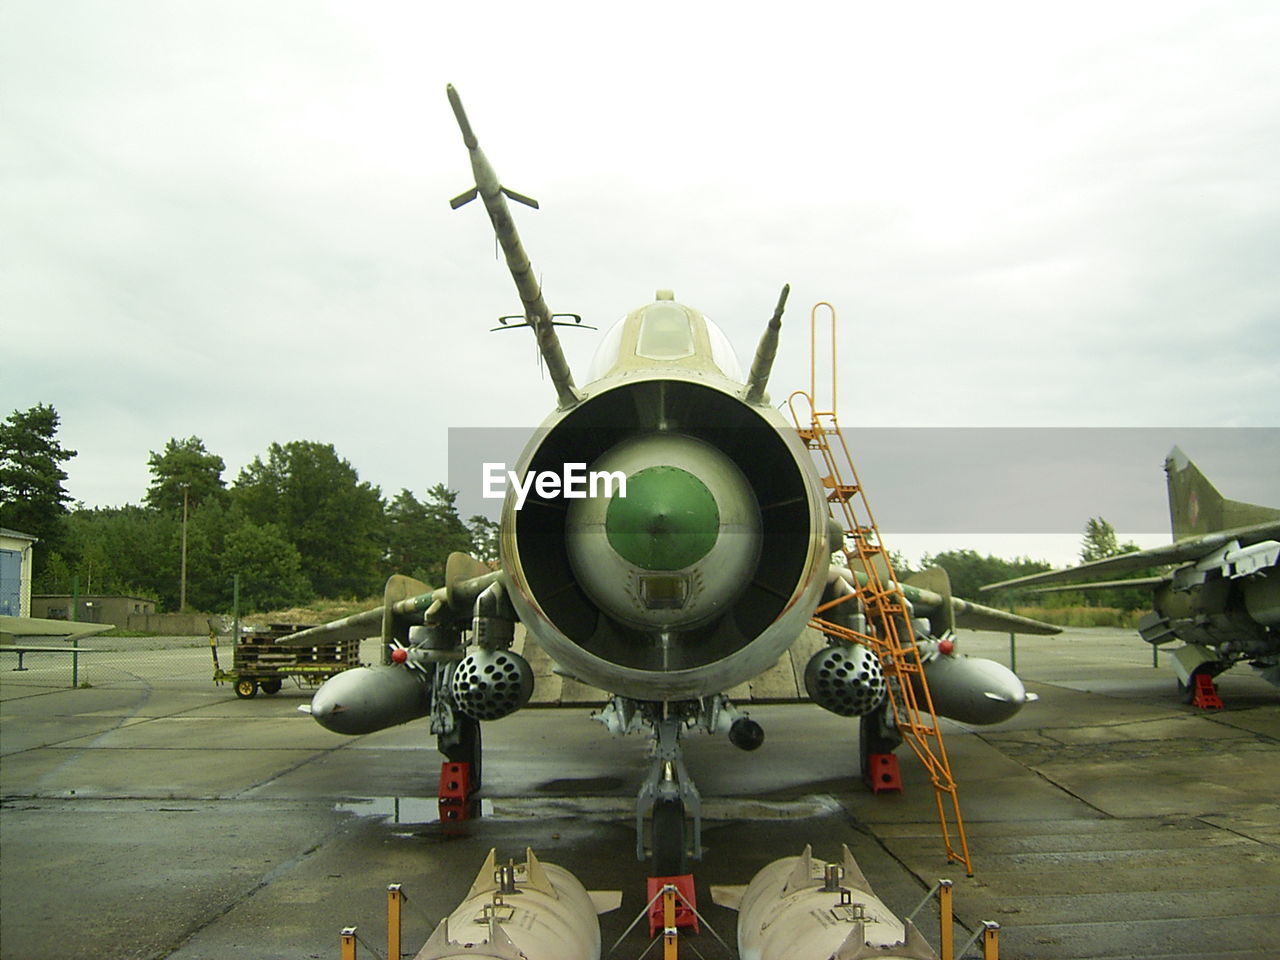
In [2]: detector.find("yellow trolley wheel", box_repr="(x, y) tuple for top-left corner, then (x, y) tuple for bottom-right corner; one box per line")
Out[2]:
(260, 678), (282, 695)
(234, 678), (258, 699)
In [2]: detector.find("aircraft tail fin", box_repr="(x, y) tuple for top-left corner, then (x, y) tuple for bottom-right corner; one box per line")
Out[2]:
(1165, 446), (1280, 540)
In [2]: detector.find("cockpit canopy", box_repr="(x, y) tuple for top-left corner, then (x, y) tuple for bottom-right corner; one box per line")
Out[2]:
(585, 291), (744, 383)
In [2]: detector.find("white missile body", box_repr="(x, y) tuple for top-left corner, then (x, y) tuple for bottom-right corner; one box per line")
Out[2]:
(716, 845), (937, 960)
(415, 848), (619, 960)
(915, 639), (1038, 726)
(304, 664), (431, 735)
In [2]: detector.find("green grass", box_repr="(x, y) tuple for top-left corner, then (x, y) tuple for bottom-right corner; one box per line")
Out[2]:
(1013, 605), (1145, 629)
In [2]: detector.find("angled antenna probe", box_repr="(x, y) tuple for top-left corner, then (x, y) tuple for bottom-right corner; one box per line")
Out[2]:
(447, 84), (580, 409)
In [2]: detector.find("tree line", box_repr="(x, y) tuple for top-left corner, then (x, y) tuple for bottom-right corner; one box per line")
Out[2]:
(2, 404), (1154, 615)
(905, 516), (1156, 610)
(1, 405), (498, 613)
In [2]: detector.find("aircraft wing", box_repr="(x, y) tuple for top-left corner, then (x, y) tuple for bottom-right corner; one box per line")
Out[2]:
(947, 599), (1063, 635)
(0, 616), (114, 643)
(1020, 576), (1170, 595)
(842, 566), (1062, 635)
(982, 519), (1280, 592)
(271, 606), (388, 646)
(277, 561), (501, 649)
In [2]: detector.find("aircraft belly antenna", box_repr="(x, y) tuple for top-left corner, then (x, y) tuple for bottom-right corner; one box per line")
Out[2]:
(447, 83), (581, 409)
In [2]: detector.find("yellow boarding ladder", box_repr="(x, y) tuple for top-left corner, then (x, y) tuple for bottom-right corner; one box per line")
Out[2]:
(788, 301), (973, 875)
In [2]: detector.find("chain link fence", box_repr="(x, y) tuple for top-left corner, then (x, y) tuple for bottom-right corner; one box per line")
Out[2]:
(0, 632), (384, 692)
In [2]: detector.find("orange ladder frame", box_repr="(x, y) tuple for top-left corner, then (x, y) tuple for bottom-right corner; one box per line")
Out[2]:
(789, 301), (973, 875)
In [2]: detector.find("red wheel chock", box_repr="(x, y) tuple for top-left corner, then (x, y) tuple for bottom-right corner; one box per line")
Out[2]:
(1191, 674), (1223, 710)
(865, 752), (903, 793)
(646, 874), (698, 937)
(438, 761), (472, 820)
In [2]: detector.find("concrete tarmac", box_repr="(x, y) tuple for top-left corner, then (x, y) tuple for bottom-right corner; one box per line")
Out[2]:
(1, 628), (1277, 960)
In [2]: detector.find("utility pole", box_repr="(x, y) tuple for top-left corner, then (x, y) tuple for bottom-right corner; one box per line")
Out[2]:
(179, 484), (189, 612)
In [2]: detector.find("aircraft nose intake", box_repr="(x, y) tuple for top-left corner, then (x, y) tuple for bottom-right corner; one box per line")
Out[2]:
(605, 465), (719, 571)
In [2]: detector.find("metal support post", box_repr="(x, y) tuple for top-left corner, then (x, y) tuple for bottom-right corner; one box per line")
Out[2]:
(180, 485), (189, 612)
(982, 920), (1000, 959)
(662, 885), (678, 960)
(340, 926), (358, 960)
(939, 879), (954, 960)
(387, 884), (402, 960)
(71, 575), (80, 688)
(1008, 633), (1016, 674)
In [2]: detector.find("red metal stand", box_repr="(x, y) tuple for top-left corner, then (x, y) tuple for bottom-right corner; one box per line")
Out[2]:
(1191, 674), (1223, 710)
(865, 753), (903, 793)
(646, 875), (698, 936)
(438, 761), (472, 820)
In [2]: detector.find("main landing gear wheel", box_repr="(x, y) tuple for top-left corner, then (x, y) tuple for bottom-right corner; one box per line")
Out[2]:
(234, 678), (258, 699)
(651, 798), (688, 877)
(260, 678), (282, 695)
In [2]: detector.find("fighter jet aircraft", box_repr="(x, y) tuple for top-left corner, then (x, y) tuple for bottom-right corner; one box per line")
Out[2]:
(983, 447), (1280, 700)
(289, 85), (1058, 875)
(1, 616), (114, 670)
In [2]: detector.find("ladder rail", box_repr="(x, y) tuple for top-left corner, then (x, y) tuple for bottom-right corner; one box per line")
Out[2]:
(791, 303), (974, 874)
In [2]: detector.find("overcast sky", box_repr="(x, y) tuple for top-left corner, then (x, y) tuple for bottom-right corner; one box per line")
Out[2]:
(4, 1), (1277, 565)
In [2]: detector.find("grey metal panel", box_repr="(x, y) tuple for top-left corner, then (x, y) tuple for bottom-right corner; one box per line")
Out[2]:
(0, 549), (21, 617)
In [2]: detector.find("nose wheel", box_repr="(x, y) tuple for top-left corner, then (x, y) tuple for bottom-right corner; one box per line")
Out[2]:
(650, 798), (688, 876)
(636, 718), (701, 876)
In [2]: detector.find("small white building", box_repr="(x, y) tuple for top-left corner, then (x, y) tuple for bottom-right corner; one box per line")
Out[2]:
(0, 528), (37, 618)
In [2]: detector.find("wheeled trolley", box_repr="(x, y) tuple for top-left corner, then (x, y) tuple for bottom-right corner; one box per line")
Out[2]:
(210, 622), (360, 698)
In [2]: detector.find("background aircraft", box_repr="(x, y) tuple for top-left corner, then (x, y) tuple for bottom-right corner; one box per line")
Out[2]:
(0, 615), (113, 643)
(288, 86), (1058, 875)
(0, 616), (113, 671)
(984, 446), (1280, 700)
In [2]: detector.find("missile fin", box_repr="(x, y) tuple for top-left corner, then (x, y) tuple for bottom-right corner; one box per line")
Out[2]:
(522, 847), (558, 898)
(906, 566), (956, 637)
(589, 890), (624, 914)
(449, 187), (479, 210)
(465, 848), (499, 900)
(486, 921), (521, 953)
(831, 917), (938, 959)
(781, 844), (815, 894)
(501, 186), (539, 209)
(900, 917), (942, 959)
(829, 920), (870, 959)
(445, 551), (496, 608)
(420, 917), (453, 952)
(709, 884), (747, 910)
(839, 843), (871, 892)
